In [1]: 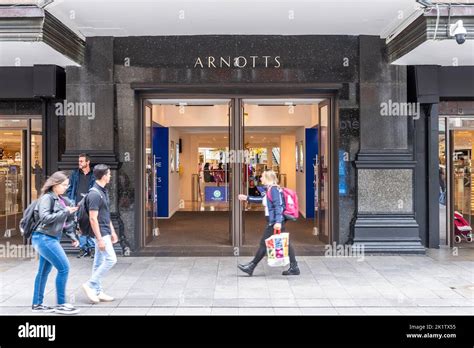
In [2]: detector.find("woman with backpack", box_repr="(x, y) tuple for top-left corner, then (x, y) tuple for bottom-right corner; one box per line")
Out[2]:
(31, 171), (80, 314)
(237, 170), (300, 276)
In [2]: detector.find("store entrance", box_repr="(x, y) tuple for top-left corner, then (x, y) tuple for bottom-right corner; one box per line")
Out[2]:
(439, 116), (474, 249)
(0, 117), (43, 246)
(240, 98), (331, 250)
(140, 96), (333, 254)
(143, 99), (233, 251)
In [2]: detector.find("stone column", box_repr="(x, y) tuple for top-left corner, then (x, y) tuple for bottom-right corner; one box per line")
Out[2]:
(59, 37), (119, 169)
(352, 36), (424, 253)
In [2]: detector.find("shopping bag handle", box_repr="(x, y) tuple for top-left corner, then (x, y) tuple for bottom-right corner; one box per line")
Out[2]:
(273, 229), (281, 235)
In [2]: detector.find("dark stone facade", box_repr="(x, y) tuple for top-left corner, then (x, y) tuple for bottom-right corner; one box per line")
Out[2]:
(60, 35), (413, 252)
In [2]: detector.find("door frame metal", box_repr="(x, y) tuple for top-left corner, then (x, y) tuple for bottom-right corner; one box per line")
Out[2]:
(231, 98), (243, 248)
(143, 101), (155, 246)
(317, 98), (332, 244)
(441, 116), (451, 247)
(136, 88), (339, 253)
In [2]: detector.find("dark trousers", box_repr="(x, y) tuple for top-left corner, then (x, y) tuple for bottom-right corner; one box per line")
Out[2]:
(252, 221), (297, 265)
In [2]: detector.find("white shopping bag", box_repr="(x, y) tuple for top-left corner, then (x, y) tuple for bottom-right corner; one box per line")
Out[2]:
(265, 232), (290, 267)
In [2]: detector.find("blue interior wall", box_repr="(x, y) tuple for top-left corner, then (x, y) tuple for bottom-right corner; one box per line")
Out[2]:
(153, 126), (169, 217)
(305, 127), (318, 219)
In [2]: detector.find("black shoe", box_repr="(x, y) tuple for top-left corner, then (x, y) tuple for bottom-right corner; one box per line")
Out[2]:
(238, 261), (257, 276)
(31, 304), (55, 313)
(89, 249), (94, 259)
(54, 303), (80, 315)
(282, 263), (300, 276)
(76, 249), (87, 258)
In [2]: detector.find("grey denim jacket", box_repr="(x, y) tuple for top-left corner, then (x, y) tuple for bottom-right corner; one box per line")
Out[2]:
(34, 191), (78, 242)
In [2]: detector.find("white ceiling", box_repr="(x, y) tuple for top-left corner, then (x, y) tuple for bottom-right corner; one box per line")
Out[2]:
(44, 0), (419, 37)
(0, 41), (80, 67)
(0, 130), (22, 149)
(149, 99), (230, 105)
(177, 126), (300, 133)
(392, 39), (474, 66)
(176, 130), (292, 146)
(2, 1), (472, 67)
(243, 98), (324, 105)
(149, 98), (324, 105)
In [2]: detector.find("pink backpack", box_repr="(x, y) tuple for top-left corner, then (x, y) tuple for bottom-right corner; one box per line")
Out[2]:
(267, 186), (299, 221)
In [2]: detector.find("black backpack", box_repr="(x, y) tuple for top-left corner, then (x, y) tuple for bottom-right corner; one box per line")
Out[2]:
(19, 200), (41, 239)
(77, 187), (102, 237)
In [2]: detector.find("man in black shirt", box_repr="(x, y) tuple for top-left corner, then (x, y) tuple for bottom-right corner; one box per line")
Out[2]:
(82, 164), (118, 304)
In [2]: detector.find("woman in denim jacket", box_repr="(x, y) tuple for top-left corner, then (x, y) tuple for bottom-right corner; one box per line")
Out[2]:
(237, 170), (300, 276)
(31, 171), (80, 315)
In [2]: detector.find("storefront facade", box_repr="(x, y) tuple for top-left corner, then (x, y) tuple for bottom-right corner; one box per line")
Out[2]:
(1, 36), (471, 255)
(409, 66), (474, 250)
(51, 34), (434, 255)
(0, 65), (65, 246)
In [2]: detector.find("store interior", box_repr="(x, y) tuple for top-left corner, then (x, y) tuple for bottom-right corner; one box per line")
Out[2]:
(144, 99), (328, 248)
(0, 129), (24, 245)
(439, 118), (474, 249)
(0, 119), (42, 246)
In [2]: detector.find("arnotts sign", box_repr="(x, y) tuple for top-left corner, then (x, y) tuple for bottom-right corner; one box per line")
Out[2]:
(194, 55), (281, 68)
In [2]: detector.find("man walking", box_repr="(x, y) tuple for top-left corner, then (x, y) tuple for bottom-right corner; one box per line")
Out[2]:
(66, 153), (96, 258)
(82, 164), (117, 303)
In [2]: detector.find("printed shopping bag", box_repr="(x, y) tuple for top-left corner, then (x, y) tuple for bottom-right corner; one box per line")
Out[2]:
(265, 232), (290, 267)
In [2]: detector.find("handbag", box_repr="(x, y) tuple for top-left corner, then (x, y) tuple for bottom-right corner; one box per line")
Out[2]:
(265, 230), (290, 267)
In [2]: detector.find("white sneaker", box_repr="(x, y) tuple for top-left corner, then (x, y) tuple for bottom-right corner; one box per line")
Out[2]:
(54, 303), (80, 315)
(97, 292), (115, 302)
(82, 283), (100, 304)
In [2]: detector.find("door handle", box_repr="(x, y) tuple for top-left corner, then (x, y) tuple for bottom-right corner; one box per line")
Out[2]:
(153, 155), (158, 204)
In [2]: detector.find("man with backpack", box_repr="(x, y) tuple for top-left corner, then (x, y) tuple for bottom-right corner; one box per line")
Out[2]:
(81, 164), (118, 303)
(237, 170), (300, 276)
(66, 153), (96, 258)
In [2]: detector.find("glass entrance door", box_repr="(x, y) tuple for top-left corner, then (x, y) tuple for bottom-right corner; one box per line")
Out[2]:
(144, 103), (157, 245)
(142, 97), (332, 252)
(448, 117), (474, 249)
(439, 116), (474, 249)
(0, 117), (43, 246)
(143, 99), (233, 249)
(316, 101), (330, 244)
(240, 98), (330, 249)
(439, 117), (448, 246)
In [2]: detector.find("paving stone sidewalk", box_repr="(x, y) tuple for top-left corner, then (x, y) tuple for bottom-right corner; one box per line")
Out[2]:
(0, 248), (473, 315)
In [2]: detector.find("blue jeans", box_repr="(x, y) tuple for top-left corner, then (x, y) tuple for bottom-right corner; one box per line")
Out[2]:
(79, 234), (94, 251)
(86, 235), (117, 295)
(31, 232), (70, 305)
